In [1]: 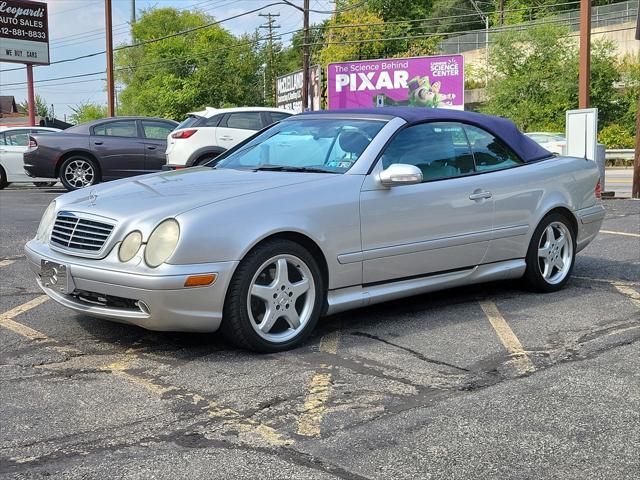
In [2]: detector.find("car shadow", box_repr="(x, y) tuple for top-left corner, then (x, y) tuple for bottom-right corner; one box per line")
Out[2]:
(70, 256), (637, 357)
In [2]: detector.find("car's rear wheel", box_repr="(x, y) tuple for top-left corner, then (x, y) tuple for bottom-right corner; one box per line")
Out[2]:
(60, 156), (100, 191)
(222, 239), (324, 352)
(523, 212), (576, 292)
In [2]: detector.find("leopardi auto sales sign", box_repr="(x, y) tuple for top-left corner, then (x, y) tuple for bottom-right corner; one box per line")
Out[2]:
(327, 55), (464, 110)
(0, 0), (49, 65)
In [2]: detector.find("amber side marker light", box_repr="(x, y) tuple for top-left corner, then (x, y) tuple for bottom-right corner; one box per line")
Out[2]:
(184, 274), (217, 287)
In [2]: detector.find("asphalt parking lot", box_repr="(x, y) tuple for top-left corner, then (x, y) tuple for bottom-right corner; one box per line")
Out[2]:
(1, 184), (638, 479)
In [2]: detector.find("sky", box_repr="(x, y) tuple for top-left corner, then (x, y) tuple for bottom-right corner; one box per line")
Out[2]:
(0, 0), (335, 120)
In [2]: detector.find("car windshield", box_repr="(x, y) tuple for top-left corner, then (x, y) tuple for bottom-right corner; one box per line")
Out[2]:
(216, 118), (386, 174)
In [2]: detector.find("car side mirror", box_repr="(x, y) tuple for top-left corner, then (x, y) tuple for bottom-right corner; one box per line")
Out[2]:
(379, 164), (423, 187)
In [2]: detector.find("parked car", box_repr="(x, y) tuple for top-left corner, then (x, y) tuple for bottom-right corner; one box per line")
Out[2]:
(165, 107), (293, 168)
(524, 132), (566, 155)
(23, 117), (178, 191)
(0, 126), (61, 189)
(25, 108), (604, 352)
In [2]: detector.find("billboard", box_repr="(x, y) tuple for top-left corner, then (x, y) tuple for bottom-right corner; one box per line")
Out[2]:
(327, 55), (464, 110)
(0, 0), (49, 65)
(276, 65), (321, 113)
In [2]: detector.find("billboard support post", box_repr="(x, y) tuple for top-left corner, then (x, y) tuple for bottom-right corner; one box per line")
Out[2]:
(26, 64), (36, 126)
(0, 0), (50, 124)
(579, 0), (591, 108)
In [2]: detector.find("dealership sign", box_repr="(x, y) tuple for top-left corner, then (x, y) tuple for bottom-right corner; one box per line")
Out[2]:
(0, 0), (49, 65)
(327, 55), (464, 110)
(276, 65), (321, 113)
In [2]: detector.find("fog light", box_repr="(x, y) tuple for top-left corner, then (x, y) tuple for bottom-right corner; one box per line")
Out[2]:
(184, 274), (217, 287)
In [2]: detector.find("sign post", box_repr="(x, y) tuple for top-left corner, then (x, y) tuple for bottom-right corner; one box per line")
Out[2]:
(0, 0), (50, 125)
(327, 55), (465, 111)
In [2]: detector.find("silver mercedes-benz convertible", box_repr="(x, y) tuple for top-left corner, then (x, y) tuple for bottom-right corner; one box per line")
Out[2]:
(25, 108), (605, 352)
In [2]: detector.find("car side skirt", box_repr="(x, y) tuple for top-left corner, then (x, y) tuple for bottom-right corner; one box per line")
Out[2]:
(325, 258), (526, 315)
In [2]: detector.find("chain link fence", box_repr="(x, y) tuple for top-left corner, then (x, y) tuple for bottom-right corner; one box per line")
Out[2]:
(439, 0), (639, 54)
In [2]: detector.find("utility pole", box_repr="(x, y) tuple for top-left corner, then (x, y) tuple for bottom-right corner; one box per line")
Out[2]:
(259, 12), (280, 106)
(26, 65), (35, 126)
(302, 0), (310, 111)
(131, 0), (136, 25)
(578, 0), (591, 108)
(634, 96), (639, 198)
(105, 0), (115, 117)
(499, 0), (505, 26)
(633, 9), (639, 198)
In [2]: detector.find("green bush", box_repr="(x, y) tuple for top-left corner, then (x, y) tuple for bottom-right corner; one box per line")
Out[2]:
(598, 124), (636, 149)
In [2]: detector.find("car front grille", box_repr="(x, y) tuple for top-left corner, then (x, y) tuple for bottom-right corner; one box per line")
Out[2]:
(50, 213), (114, 253)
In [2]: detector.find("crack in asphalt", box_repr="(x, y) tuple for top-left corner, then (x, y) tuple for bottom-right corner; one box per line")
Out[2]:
(349, 331), (471, 372)
(1, 414), (373, 480)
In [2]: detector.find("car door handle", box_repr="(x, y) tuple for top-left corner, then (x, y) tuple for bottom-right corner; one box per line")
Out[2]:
(94, 141), (103, 145)
(146, 146), (156, 150)
(469, 191), (492, 200)
(219, 136), (233, 141)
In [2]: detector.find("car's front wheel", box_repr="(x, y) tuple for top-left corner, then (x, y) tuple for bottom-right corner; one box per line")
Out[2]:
(222, 239), (324, 352)
(60, 156), (100, 191)
(523, 212), (576, 292)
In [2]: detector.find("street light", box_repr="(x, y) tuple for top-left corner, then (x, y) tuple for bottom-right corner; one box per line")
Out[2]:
(261, 63), (267, 105)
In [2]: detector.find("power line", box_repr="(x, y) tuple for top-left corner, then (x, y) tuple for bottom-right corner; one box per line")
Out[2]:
(1, 0), (584, 75)
(307, 14), (636, 46)
(0, 26), (303, 88)
(0, 2), (293, 74)
(2, 21), (633, 92)
(1, 1), (631, 86)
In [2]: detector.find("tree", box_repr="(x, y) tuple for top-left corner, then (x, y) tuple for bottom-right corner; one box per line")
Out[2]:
(115, 8), (263, 119)
(481, 24), (625, 132)
(70, 103), (107, 124)
(19, 94), (51, 118)
(318, 5), (439, 67)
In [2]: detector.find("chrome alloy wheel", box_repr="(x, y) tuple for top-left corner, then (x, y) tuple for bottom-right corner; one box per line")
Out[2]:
(247, 254), (315, 343)
(64, 160), (95, 189)
(537, 221), (573, 285)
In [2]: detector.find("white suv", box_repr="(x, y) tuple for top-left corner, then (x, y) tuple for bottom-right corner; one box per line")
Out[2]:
(165, 107), (293, 168)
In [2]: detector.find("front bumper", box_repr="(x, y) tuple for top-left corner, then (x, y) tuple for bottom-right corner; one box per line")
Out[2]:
(25, 240), (238, 332)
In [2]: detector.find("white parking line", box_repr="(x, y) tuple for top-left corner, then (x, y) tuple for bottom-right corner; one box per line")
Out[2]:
(0, 259), (15, 268)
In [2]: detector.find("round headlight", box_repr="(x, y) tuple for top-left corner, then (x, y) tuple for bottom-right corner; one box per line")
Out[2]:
(144, 219), (180, 268)
(36, 201), (56, 243)
(118, 231), (142, 263)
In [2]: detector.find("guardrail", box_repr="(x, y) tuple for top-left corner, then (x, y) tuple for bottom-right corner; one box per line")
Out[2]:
(605, 149), (635, 161)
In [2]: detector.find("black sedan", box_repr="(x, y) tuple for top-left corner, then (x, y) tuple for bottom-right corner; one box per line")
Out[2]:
(23, 117), (178, 191)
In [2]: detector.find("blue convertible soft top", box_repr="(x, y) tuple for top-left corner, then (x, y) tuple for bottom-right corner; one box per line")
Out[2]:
(301, 107), (552, 163)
